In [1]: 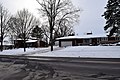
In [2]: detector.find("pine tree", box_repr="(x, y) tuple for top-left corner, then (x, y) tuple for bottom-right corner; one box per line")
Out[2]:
(31, 25), (43, 39)
(103, 0), (120, 37)
(31, 25), (44, 47)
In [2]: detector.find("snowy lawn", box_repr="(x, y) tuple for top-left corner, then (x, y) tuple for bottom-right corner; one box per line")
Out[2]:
(0, 47), (52, 55)
(30, 46), (120, 58)
(0, 46), (120, 58)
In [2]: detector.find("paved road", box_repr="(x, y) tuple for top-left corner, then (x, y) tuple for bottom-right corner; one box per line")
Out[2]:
(37, 57), (120, 80)
(0, 56), (120, 80)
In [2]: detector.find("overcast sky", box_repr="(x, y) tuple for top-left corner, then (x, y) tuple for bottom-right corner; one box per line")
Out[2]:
(1, 0), (108, 36)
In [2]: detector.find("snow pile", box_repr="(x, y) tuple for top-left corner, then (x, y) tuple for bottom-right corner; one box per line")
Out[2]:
(30, 46), (120, 58)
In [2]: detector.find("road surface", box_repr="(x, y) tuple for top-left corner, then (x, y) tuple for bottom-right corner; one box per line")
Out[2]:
(0, 56), (120, 80)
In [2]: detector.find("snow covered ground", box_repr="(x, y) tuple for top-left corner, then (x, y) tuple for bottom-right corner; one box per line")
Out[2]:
(0, 46), (120, 58)
(30, 46), (120, 58)
(0, 47), (52, 55)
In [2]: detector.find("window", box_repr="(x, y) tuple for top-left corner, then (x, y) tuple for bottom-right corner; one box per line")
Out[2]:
(101, 37), (108, 41)
(84, 39), (90, 43)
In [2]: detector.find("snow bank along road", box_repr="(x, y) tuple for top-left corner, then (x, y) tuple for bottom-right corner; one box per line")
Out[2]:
(30, 46), (120, 58)
(0, 46), (120, 58)
(0, 55), (120, 80)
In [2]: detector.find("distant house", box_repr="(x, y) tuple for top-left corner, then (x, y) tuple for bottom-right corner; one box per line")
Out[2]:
(0, 36), (14, 50)
(56, 35), (120, 47)
(2, 41), (14, 50)
(26, 40), (37, 47)
(14, 39), (25, 48)
(100, 37), (120, 44)
(14, 39), (48, 48)
(26, 39), (48, 48)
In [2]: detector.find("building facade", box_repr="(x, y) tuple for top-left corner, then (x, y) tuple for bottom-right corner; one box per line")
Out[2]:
(57, 35), (120, 47)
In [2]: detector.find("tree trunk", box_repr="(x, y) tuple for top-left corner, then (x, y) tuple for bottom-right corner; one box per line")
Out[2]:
(0, 35), (3, 51)
(50, 27), (53, 51)
(50, 34), (53, 51)
(37, 38), (40, 47)
(0, 8), (3, 52)
(23, 32), (26, 52)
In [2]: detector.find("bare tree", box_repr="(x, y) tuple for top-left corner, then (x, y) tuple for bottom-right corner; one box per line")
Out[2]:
(54, 18), (75, 38)
(41, 24), (50, 45)
(8, 9), (39, 52)
(41, 25), (50, 38)
(0, 4), (10, 51)
(8, 17), (21, 39)
(36, 0), (80, 51)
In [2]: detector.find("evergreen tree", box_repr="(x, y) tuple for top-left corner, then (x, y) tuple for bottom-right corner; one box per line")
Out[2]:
(31, 25), (43, 40)
(31, 25), (44, 47)
(103, 0), (120, 37)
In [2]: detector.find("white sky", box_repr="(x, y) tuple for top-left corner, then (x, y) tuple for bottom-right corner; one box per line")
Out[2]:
(0, 0), (108, 36)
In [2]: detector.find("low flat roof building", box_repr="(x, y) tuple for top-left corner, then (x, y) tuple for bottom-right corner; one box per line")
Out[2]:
(56, 35), (120, 47)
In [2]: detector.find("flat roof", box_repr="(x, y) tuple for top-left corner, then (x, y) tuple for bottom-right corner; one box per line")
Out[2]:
(57, 35), (107, 40)
(26, 40), (37, 43)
